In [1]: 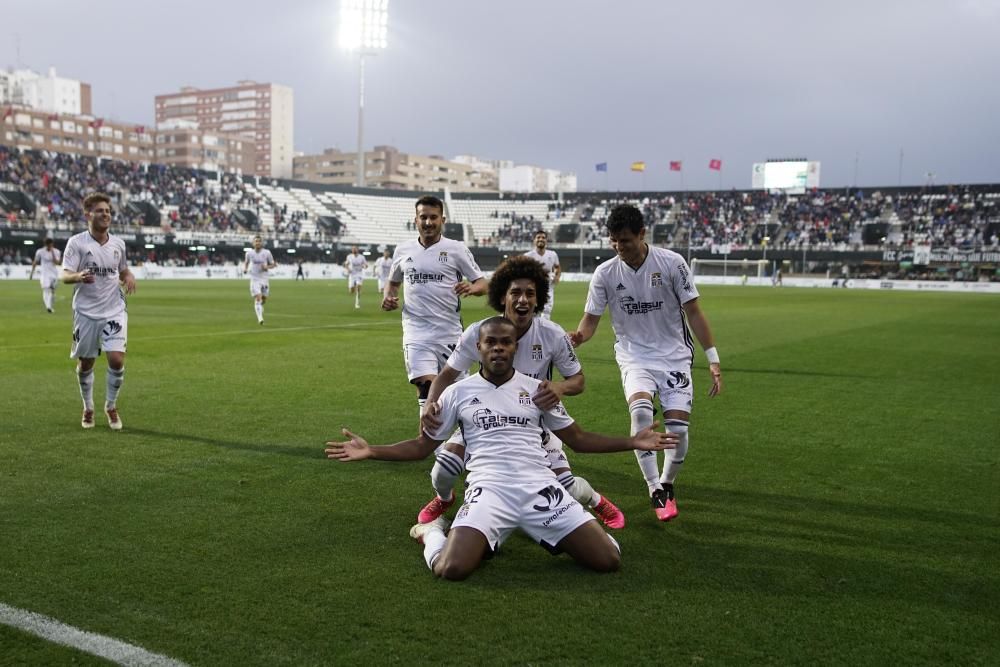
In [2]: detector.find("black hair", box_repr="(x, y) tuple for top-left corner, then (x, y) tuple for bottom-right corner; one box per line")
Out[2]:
(487, 256), (549, 314)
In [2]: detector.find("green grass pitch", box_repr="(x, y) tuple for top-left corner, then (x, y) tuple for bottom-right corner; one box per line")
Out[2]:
(1, 278), (998, 665)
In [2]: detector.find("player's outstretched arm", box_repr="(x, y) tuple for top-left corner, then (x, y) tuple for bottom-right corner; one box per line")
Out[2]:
(554, 422), (677, 454)
(569, 313), (601, 348)
(324, 428), (440, 462)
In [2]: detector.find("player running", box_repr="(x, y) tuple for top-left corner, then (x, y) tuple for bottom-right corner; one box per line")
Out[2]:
(523, 230), (560, 319)
(29, 237), (62, 313)
(344, 246), (368, 309)
(243, 236), (276, 325)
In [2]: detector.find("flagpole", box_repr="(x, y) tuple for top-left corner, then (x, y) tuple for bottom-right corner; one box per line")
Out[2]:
(680, 159), (685, 192)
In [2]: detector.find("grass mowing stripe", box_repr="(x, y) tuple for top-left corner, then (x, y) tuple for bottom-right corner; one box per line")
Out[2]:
(0, 602), (189, 667)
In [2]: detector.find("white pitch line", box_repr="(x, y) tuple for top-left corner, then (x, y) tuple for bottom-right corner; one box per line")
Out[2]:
(0, 320), (396, 350)
(0, 602), (189, 667)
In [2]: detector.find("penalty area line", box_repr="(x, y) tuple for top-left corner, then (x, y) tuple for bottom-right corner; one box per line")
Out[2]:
(0, 601), (189, 667)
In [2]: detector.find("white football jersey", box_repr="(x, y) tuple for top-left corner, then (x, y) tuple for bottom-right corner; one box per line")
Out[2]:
(524, 248), (560, 282)
(34, 246), (62, 278)
(447, 317), (581, 381)
(345, 253), (367, 277)
(390, 237), (485, 344)
(373, 256), (393, 280)
(245, 248), (274, 279)
(427, 371), (575, 486)
(584, 245), (699, 370)
(62, 231), (128, 320)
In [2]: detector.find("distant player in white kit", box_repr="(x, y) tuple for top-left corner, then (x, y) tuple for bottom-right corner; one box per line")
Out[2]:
(524, 230), (560, 319)
(243, 236), (276, 325)
(571, 204), (723, 522)
(326, 316), (677, 581)
(29, 237), (62, 313)
(344, 246), (368, 309)
(373, 248), (393, 294)
(382, 195), (487, 416)
(61, 193), (136, 430)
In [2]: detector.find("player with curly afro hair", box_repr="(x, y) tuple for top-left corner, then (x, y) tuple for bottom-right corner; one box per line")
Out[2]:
(486, 255), (550, 315)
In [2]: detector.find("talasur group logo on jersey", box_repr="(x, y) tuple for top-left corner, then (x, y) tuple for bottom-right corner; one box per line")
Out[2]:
(618, 295), (664, 315)
(406, 271), (446, 285)
(650, 272), (663, 287)
(518, 390), (532, 406)
(472, 407), (530, 431)
(85, 261), (118, 277)
(531, 344), (543, 361)
(438, 251), (449, 263)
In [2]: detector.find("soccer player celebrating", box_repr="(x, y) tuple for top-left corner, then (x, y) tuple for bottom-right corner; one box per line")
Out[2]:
(372, 248), (393, 295)
(326, 317), (677, 581)
(570, 204), (723, 522)
(382, 196), (486, 416)
(418, 256), (626, 529)
(523, 230), (560, 319)
(29, 237), (62, 313)
(344, 246), (368, 309)
(243, 236), (276, 325)
(60, 193), (136, 430)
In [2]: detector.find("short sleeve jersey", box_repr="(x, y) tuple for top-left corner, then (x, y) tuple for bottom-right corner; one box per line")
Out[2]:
(62, 231), (127, 320)
(346, 253), (367, 277)
(389, 237), (485, 344)
(427, 371), (575, 486)
(245, 248), (274, 279)
(447, 317), (581, 381)
(524, 248), (560, 284)
(34, 246), (62, 278)
(584, 245), (699, 370)
(374, 256), (392, 280)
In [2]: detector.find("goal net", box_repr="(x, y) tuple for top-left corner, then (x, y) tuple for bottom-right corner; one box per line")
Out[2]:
(691, 258), (767, 278)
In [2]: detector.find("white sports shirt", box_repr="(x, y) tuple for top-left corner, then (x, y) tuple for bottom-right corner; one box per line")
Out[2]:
(524, 248), (560, 285)
(245, 248), (275, 279)
(373, 256), (393, 280)
(62, 231), (128, 320)
(346, 253), (367, 277)
(584, 245), (699, 370)
(427, 370), (576, 486)
(389, 237), (485, 344)
(447, 317), (581, 381)
(34, 246), (62, 279)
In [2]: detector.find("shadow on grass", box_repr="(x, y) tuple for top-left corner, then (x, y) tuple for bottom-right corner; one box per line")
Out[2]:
(125, 427), (319, 459)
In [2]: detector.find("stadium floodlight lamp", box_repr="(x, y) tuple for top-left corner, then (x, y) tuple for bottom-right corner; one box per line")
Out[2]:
(339, 0), (389, 187)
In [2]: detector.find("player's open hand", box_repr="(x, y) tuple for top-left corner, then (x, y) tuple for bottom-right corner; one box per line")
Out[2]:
(531, 380), (561, 410)
(325, 428), (372, 462)
(631, 422), (678, 451)
(708, 363), (722, 398)
(420, 400), (442, 433)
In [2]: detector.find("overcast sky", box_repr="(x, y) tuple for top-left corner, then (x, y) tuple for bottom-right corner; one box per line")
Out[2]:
(5, 0), (999, 190)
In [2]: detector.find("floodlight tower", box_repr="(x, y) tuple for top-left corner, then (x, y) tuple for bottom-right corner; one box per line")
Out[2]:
(340, 0), (388, 188)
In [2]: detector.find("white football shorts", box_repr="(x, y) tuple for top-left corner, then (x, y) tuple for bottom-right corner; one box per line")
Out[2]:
(621, 366), (694, 414)
(348, 274), (364, 289)
(452, 479), (594, 553)
(39, 273), (59, 290)
(70, 310), (128, 359)
(250, 279), (270, 297)
(403, 341), (460, 382)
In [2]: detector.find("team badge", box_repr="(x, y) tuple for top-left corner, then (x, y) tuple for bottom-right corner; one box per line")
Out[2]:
(518, 391), (532, 406)
(651, 272), (662, 287)
(531, 344), (543, 361)
(438, 251), (449, 263)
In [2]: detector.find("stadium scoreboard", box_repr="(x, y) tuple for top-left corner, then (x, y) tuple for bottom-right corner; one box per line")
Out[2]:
(751, 159), (820, 194)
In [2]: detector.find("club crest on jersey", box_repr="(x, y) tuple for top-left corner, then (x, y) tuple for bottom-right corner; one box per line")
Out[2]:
(618, 295), (664, 315)
(531, 344), (543, 361)
(650, 272), (662, 287)
(518, 390), (532, 405)
(438, 251), (449, 263)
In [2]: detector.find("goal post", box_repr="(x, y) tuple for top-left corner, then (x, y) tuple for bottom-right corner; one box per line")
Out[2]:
(691, 258), (767, 278)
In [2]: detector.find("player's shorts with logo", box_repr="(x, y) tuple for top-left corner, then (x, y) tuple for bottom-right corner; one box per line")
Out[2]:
(452, 479), (594, 553)
(70, 310), (128, 359)
(250, 279), (270, 297)
(39, 273), (59, 290)
(404, 341), (462, 381)
(621, 366), (694, 413)
(349, 274), (364, 289)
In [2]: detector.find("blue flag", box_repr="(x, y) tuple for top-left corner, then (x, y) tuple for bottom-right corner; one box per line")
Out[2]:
(595, 162), (608, 172)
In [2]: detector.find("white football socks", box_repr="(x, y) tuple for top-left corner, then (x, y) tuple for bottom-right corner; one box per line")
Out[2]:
(430, 450), (463, 501)
(422, 525), (448, 570)
(106, 366), (125, 407)
(629, 398), (661, 495)
(77, 367), (95, 411)
(254, 302), (263, 322)
(661, 419), (689, 485)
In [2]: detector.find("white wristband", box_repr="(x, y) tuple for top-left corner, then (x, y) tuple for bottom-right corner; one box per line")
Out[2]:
(705, 347), (720, 364)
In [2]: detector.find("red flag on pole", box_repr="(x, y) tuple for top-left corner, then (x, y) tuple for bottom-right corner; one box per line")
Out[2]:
(48, 113), (59, 121)
(2, 107), (12, 120)
(89, 118), (104, 129)
(135, 125), (145, 134)
(670, 161), (682, 171)
(709, 159), (722, 171)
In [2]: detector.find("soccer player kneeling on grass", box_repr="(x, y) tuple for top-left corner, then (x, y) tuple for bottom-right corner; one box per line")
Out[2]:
(326, 317), (677, 580)
(61, 193), (137, 430)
